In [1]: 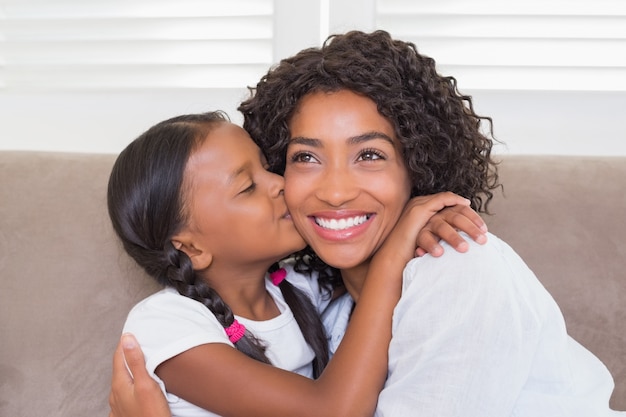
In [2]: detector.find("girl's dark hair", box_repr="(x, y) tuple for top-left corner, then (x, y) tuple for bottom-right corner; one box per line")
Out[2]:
(107, 111), (328, 376)
(239, 29), (501, 291)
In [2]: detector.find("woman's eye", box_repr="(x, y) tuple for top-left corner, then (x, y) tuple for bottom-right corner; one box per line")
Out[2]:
(358, 149), (384, 161)
(290, 151), (317, 164)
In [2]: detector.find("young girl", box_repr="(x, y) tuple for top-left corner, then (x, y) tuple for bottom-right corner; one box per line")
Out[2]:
(107, 111), (473, 417)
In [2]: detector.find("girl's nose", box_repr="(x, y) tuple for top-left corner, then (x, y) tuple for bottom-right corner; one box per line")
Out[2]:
(268, 171), (286, 198)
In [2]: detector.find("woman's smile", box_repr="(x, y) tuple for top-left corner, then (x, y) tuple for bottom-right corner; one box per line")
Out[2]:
(314, 213), (371, 231)
(309, 210), (374, 240)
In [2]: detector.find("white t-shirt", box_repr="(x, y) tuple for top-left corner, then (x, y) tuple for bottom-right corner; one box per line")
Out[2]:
(322, 233), (623, 416)
(123, 262), (328, 417)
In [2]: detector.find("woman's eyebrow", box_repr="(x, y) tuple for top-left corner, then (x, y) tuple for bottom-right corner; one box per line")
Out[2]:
(289, 136), (322, 147)
(348, 131), (394, 146)
(289, 131), (394, 147)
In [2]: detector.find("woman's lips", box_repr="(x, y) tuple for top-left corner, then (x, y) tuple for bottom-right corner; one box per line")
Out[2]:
(314, 214), (370, 230)
(308, 212), (374, 241)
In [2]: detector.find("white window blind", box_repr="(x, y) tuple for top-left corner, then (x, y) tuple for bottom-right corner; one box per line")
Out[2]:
(0, 0), (274, 90)
(376, 0), (626, 91)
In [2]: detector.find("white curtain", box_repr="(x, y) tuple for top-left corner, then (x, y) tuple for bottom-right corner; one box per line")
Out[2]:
(376, 0), (626, 91)
(0, 0), (274, 90)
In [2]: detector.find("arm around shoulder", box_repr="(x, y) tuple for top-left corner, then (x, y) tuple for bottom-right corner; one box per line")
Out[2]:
(377, 233), (546, 416)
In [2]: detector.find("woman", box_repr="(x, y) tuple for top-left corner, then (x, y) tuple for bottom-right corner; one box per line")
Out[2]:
(110, 30), (623, 416)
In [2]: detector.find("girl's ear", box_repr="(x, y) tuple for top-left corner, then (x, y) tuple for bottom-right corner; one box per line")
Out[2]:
(171, 234), (213, 270)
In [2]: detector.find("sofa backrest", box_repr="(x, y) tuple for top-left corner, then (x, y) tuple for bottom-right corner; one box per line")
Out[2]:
(0, 151), (161, 416)
(1, 151), (624, 415)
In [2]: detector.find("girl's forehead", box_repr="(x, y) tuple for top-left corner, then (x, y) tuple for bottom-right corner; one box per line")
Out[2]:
(187, 124), (260, 175)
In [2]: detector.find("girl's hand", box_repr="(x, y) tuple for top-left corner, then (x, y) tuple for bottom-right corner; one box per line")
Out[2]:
(415, 200), (488, 257)
(109, 334), (171, 417)
(372, 192), (475, 270)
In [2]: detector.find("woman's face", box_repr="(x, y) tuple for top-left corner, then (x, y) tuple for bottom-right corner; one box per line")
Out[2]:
(284, 90), (411, 273)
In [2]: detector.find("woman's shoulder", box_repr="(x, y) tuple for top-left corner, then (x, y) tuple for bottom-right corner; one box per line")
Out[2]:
(397, 233), (560, 334)
(406, 232), (517, 268)
(403, 232), (534, 291)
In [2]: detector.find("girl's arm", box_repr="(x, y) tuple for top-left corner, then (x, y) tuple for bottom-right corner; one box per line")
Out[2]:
(110, 192), (471, 417)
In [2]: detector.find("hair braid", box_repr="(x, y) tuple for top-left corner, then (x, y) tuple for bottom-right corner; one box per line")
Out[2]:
(164, 242), (271, 363)
(275, 277), (329, 377)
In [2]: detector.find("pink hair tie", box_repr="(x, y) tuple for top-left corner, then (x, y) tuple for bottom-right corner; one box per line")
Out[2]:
(269, 268), (287, 286)
(225, 319), (245, 343)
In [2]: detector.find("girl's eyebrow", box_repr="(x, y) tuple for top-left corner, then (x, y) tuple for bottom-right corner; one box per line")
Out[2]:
(227, 161), (252, 185)
(228, 149), (266, 184)
(227, 166), (246, 185)
(289, 131), (394, 147)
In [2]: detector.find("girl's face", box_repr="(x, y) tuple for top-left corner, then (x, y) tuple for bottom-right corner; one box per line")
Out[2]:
(284, 90), (412, 274)
(181, 122), (306, 270)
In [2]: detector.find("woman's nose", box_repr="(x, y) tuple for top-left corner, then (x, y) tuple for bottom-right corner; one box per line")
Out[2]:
(315, 166), (359, 207)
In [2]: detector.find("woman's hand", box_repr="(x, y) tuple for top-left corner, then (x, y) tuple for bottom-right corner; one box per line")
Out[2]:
(415, 198), (488, 257)
(109, 334), (171, 417)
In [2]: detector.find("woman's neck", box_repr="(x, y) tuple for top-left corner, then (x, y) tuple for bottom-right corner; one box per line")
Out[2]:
(339, 261), (370, 303)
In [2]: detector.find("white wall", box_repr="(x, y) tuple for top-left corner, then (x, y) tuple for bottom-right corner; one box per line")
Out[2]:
(471, 90), (626, 156)
(0, 89), (248, 154)
(1, 0), (625, 156)
(1, 88), (624, 156)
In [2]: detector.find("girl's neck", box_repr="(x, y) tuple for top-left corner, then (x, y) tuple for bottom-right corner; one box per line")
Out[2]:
(339, 261), (370, 303)
(203, 264), (280, 321)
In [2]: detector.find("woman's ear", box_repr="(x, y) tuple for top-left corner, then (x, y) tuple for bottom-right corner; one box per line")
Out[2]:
(171, 234), (213, 270)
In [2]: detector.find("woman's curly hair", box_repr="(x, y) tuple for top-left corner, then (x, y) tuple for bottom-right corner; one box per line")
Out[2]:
(239, 30), (501, 290)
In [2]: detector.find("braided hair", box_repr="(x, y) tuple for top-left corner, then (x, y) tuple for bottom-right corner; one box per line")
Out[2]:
(239, 30), (501, 292)
(107, 111), (328, 375)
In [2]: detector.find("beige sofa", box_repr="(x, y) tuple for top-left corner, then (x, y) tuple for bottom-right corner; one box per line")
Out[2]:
(1, 151), (624, 416)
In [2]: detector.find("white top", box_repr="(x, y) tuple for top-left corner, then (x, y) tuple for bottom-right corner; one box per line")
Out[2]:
(323, 233), (623, 416)
(123, 262), (328, 417)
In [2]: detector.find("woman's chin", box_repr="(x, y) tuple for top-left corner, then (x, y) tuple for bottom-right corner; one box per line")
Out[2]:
(314, 248), (370, 271)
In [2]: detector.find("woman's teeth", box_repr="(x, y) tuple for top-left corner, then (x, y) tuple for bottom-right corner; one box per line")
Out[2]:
(315, 215), (369, 231)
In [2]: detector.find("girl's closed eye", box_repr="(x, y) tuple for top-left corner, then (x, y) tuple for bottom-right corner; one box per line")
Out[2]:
(239, 182), (256, 194)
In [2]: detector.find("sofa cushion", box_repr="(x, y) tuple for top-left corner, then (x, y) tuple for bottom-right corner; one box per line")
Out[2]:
(0, 151), (624, 414)
(486, 155), (626, 410)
